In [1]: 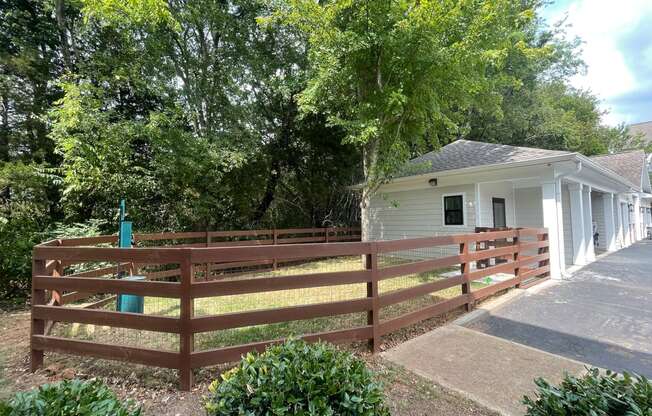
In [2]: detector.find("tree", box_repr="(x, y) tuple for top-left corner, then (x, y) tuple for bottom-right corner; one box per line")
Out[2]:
(267, 0), (546, 239)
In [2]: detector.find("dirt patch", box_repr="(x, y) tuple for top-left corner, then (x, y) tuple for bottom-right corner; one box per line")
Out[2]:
(0, 308), (496, 415)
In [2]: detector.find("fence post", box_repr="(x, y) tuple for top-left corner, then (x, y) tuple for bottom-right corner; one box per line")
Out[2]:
(272, 229), (278, 270)
(366, 248), (380, 353)
(459, 239), (472, 311)
(179, 255), (194, 391)
(204, 231), (210, 281)
(514, 230), (522, 288)
(325, 227), (330, 243)
(31, 258), (46, 371)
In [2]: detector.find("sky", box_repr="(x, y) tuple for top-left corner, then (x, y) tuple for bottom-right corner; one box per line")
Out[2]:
(543, 0), (652, 126)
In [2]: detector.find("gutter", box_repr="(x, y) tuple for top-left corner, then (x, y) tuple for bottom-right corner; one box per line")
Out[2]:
(348, 153), (576, 190)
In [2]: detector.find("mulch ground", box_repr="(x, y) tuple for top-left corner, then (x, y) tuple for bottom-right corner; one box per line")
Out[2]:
(0, 307), (497, 416)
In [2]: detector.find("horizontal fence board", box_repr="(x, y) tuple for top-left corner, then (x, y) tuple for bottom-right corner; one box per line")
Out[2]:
(34, 246), (189, 263)
(467, 245), (518, 262)
(84, 295), (117, 309)
(277, 236), (326, 244)
(520, 275), (550, 289)
(517, 228), (548, 236)
(467, 261), (518, 281)
(31, 335), (180, 369)
(32, 306), (181, 333)
(60, 291), (91, 304)
(519, 253), (550, 265)
(378, 275), (464, 308)
(190, 326), (372, 368)
(520, 265), (550, 281)
(134, 232), (206, 241)
(209, 240), (273, 247)
(67, 263), (131, 278)
(144, 268), (181, 280)
(376, 235), (463, 252)
(208, 259), (274, 271)
(58, 235), (118, 246)
(191, 270), (371, 298)
(379, 255), (464, 280)
(191, 298), (372, 333)
(378, 295), (469, 336)
(469, 230), (518, 242)
(190, 242), (373, 263)
(470, 276), (522, 301)
(33, 276), (181, 298)
(518, 240), (549, 251)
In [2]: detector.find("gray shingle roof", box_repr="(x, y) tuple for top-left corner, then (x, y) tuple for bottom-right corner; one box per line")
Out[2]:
(590, 150), (646, 191)
(630, 121), (652, 144)
(400, 139), (572, 177)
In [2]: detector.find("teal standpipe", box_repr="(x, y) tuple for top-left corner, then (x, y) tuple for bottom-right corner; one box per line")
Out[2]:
(116, 200), (145, 313)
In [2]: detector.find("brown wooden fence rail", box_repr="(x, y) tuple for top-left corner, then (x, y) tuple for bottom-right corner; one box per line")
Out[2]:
(30, 227), (548, 391)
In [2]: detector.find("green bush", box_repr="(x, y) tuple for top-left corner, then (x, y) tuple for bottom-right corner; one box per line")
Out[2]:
(204, 339), (390, 416)
(524, 368), (652, 415)
(0, 379), (141, 416)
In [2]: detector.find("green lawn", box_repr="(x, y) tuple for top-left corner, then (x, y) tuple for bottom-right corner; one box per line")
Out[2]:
(54, 256), (487, 352)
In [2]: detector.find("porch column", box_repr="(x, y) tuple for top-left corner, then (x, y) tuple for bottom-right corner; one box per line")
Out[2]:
(602, 193), (616, 252)
(568, 183), (586, 265)
(542, 181), (563, 279)
(583, 186), (595, 262)
(615, 198), (624, 249)
(623, 202), (631, 246)
(633, 195), (642, 241)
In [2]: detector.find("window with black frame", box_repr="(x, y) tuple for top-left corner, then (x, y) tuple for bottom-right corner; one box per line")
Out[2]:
(444, 195), (464, 225)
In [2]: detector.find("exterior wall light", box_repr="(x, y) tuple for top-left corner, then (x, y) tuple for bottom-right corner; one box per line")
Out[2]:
(428, 178), (438, 187)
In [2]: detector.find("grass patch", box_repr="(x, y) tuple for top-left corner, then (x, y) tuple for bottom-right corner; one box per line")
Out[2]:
(54, 256), (488, 351)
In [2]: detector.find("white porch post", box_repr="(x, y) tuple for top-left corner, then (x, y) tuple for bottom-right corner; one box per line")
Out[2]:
(568, 183), (586, 265)
(583, 186), (595, 262)
(633, 195), (641, 241)
(602, 193), (616, 251)
(542, 181), (563, 279)
(615, 198), (624, 249)
(623, 202), (631, 246)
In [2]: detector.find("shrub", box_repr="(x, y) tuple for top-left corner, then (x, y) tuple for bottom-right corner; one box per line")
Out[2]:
(204, 339), (390, 415)
(524, 368), (652, 416)
(0, 379), (141, 416)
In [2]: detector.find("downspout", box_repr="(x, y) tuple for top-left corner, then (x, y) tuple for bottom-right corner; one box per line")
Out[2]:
(553, 160), (582, 279)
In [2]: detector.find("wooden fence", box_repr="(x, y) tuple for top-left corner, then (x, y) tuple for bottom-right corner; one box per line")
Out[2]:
(30, 227), (549, 390)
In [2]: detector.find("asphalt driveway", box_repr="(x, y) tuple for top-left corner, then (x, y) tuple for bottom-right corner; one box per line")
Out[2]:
(467, 240), (652, 377)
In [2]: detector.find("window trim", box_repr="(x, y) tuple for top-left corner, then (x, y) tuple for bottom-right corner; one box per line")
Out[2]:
(442, 192), (466, 227)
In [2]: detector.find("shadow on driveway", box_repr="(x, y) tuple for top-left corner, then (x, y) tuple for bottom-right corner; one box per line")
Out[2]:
(467, 241), (652, 377)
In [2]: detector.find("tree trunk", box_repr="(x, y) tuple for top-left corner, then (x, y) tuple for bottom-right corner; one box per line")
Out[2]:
(55, 0), (72, 70)
(360, 138), (380, 242)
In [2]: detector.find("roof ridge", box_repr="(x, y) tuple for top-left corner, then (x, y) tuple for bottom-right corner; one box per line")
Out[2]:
(458, 139), (572, 154)
(629, 120), (652, 126)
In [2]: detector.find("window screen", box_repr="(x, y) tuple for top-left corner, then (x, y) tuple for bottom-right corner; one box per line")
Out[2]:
(444, 195), (464, 225)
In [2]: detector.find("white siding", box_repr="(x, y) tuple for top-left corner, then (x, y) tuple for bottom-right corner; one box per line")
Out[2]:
(477, 182), (516, 227)
(367, 184), (476, 241)
(591, 193), (606, 250)
(561, 184), (574, 266)
(514, 187), (543, 227)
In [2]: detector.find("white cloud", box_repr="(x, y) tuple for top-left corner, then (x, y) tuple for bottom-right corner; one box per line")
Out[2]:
(546, 0), (652, 124)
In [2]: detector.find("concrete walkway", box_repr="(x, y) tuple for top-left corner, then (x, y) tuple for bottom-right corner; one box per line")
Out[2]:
(384, 241), (652, 415)
(467, 240), (652, 377)
(383, 325), (586, 416)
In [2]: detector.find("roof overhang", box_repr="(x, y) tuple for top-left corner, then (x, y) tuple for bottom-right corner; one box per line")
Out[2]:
(350, 152), (640, 193)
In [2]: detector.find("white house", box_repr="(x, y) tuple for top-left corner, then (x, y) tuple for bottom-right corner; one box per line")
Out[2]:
(365, 140), (652, 279)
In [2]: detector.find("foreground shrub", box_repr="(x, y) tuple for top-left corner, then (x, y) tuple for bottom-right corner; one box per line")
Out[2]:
(0, 379), (141, 416)
(524, 368), (652, 415)
(204, 339), (390, 415)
